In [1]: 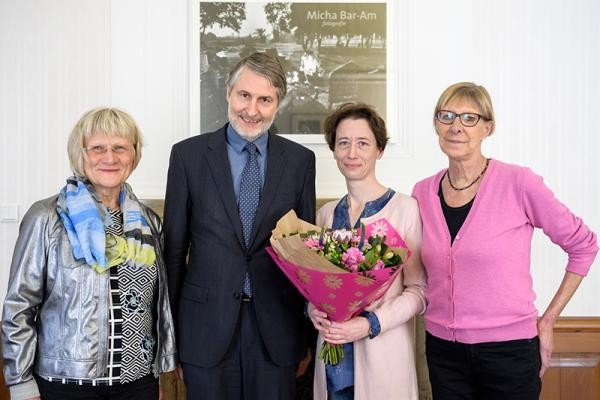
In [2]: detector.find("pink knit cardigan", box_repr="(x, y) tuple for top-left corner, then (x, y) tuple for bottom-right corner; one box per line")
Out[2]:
(412, 159), (598, 344)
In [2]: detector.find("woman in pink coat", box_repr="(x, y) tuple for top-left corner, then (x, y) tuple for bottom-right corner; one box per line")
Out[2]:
(307, 103), (427, 400)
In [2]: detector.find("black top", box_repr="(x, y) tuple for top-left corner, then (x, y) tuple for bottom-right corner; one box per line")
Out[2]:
(438, 182), (474, 244)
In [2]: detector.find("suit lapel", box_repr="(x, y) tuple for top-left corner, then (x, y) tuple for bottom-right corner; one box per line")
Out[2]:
(248, 133), (288, 251)
(205, 128), (246, 249)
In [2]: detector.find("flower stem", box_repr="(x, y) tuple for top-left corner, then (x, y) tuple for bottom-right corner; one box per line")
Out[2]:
(318, 341), (344, 365)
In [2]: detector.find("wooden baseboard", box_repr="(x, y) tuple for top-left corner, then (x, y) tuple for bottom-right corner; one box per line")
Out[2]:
(552, 317), (600, 353)
(541, 317), (600, 400)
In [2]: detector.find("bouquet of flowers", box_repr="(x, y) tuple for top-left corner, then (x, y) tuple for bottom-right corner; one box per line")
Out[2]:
(267, 210), (410, 365)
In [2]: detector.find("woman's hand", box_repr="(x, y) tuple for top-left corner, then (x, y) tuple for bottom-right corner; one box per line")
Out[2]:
(174, 364), (184, 381)
(321, 316), (370, 345)
(537, 318), (554, 377)
(308, 303), (331, 335)
(537, 271), (584, 377)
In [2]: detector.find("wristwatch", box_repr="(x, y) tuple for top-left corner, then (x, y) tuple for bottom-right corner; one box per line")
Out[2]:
(360, 311), (381, 339)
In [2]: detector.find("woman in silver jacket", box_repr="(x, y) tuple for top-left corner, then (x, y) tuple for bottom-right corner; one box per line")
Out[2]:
(2, 108), (177, 400)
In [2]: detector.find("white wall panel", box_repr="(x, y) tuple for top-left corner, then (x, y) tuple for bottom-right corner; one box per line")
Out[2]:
(1, 0), (598, 314)
(0, 0), (111, 298)
(109, 0), (189, 197)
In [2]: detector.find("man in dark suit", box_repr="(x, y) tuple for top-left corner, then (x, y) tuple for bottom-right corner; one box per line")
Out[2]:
(163, 52), (316, 400)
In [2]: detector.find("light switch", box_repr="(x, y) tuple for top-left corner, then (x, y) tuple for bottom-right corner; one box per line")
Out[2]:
(1, 204), (19, 222)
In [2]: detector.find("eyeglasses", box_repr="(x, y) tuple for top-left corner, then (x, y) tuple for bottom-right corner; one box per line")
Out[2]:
(83, 144), (133, 156)
(436, 110), (487, 127)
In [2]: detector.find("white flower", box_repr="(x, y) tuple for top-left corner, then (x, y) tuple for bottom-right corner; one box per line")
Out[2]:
(332, 229), (353, 243)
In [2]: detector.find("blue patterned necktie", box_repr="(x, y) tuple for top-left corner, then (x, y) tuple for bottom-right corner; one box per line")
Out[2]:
(239, 142), (261, 296)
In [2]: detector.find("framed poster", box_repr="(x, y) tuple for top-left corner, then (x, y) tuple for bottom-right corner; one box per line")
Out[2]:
(190, 0), (399, 144)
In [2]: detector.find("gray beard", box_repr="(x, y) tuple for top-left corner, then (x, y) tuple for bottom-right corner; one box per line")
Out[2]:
(228, 111), (275, 141)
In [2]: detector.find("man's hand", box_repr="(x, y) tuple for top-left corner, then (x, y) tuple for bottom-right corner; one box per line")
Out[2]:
(295, 349), (312, 378)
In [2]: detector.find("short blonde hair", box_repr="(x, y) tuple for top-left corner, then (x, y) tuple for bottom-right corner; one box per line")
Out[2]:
(434, 82), (495, 135)
(67, 107), (143, 177)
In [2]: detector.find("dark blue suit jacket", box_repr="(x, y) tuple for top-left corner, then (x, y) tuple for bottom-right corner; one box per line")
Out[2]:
(163, 124), (316, 368)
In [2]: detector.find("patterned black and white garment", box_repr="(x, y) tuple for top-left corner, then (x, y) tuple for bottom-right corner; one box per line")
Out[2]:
(42, 208), (158, 386)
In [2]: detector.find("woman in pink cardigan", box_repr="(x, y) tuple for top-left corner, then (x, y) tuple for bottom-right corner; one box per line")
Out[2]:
(307, 103), (427, 400)
(412, 82), (598, 399)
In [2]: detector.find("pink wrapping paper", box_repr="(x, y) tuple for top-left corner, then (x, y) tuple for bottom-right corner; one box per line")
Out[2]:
(268, 210), (410, 322)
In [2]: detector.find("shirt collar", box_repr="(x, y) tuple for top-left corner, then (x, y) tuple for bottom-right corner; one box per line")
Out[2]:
(333, 189), (395, 230)
(226, 124), (269, 156)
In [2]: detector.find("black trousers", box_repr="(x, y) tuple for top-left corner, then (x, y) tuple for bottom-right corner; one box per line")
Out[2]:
(426, 332), (541, 400)
(182, 301), (296, 400)
(36, 374), (158, 400)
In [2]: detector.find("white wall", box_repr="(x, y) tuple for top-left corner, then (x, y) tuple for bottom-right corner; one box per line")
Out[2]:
(1, 0), (598, 315)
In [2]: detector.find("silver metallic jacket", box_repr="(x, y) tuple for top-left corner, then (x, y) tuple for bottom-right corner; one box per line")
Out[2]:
(2, 194), (177, 398)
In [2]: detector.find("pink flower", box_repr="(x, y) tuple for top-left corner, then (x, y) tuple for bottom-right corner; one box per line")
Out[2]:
(341, 247), (365, 272)
(369, 220), (389, 238)
(303, 237), (322, 250)
(373, 259), (385, 270)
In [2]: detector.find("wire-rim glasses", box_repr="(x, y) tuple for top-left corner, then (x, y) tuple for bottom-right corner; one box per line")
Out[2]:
(83, 144), (133, 156)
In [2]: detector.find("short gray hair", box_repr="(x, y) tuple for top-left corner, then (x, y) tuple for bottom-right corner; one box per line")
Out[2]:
(67, 107), (143, 177)
(226, 52), (287, 103)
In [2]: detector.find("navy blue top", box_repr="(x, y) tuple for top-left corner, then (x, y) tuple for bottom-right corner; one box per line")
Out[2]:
(326, 188), (395, 393)
(226, 124), (268, 200)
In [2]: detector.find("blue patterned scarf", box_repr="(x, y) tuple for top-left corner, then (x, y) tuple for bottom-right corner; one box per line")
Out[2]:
(56, 176), (156, 273)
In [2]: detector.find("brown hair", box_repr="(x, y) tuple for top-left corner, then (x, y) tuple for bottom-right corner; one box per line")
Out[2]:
(324, 102), (388, 151)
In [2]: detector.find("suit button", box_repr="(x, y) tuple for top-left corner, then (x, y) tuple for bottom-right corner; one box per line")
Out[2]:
(233, 292), (241, 299)
(246, 256), (251, 262)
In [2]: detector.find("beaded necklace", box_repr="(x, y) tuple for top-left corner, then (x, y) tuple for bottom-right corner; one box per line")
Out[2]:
(445, 158), (490, 191)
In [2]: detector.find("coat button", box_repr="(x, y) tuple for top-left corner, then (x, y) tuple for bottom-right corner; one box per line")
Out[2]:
(246, 256), (252, 262)
(233, 292), (241, 299)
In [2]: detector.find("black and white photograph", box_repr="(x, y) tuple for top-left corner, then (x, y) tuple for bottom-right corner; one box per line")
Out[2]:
(197, 1), (388, 142)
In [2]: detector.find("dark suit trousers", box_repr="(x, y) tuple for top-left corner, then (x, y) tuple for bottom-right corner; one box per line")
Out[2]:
(182, 301), (296, 400)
